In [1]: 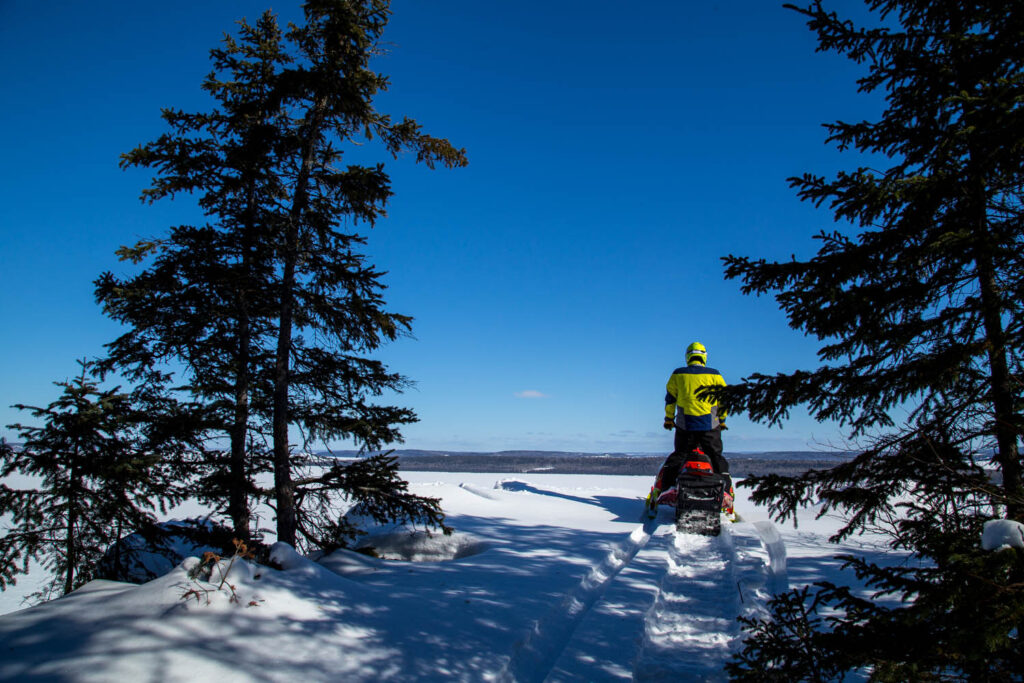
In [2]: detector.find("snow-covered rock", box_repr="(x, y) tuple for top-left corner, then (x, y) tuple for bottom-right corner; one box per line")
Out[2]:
(982, 519), (1024, 551)
(354, 529), (490, 562)
(269, 541), (307, 571)
(96, 517), (235, 583)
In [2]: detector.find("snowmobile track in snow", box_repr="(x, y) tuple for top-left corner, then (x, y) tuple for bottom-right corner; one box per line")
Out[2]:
(632, 527), (740, 681)
(495, 519), (657, 683)
(630, 518), (787, 682)
(487, 480), (786, 682)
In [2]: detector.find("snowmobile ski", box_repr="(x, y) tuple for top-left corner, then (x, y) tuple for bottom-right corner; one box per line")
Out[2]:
(644, 486), (661, 519)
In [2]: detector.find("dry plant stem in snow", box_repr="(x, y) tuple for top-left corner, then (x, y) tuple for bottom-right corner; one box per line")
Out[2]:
(180, 539), (261, 607)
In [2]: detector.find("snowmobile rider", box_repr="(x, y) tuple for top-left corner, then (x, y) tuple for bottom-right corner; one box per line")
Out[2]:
(656, 342), (731, 495)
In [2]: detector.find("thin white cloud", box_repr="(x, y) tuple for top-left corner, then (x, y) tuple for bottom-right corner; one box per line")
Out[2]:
(514, 390), (548, 399)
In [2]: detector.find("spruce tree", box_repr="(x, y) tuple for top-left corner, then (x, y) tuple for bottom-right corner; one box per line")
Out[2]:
(0, 361), (196, 598)
(721, 1), (1024, 678)
(98, 12), (290, 540)
(100, 0), (466, 550)
(263, 0), (466, 546)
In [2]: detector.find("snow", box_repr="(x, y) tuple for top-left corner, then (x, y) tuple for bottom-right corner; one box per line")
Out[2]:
(982, 519), (1024, 551)
(1, 472), (896, 681)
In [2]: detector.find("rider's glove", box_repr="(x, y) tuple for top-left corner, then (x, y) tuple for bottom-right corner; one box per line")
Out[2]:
(663, 417), (674, 431)
(718, 422), (728, 431)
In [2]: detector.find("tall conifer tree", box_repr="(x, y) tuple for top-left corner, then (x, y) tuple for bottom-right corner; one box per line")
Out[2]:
(723, 1), (1024, 678)
(723, 0), (1022, 515)
(264, 0), (467, 545)
(99, 12), (290, 540)
(100, 0), (466, 548)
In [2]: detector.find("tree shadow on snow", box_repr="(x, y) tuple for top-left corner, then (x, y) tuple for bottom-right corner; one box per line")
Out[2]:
(496, 479), (646, 524)
(0, 573), (402, 682)
(0, 489), (657, 682)
(320, 510), (655, 680)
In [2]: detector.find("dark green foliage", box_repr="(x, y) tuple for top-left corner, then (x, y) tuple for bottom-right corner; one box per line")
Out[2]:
(100, 0), (466, 550)
(731, 542), (1024, 681)
(294, 454), (449, 553)
(731, 427), (1024, 681)
(721, 0), (1023, 508)
(0, 361), (198, 598)
(260, 0), (467, 546)
(722, 0), (1024, 679)
(745, 423), (999, 544)
(97, 11), (291, 540)
(728, 586), (845, 682)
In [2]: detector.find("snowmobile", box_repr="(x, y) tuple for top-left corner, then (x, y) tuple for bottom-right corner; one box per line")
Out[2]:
(644, 448), (734, 536)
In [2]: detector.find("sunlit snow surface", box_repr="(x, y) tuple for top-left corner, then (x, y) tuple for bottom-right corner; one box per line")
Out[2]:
(1, 472), (893, 681)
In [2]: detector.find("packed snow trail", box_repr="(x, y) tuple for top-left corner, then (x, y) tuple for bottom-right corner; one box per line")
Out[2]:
(495, 520), (656, 682)
(630, 516), (786, 682)
(540, 516), (784, 681)
(632, 528), (740, 681)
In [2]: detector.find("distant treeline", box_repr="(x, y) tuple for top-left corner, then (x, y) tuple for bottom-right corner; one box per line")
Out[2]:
(386, 454), (851, 478)
(327, 448), (854, 459)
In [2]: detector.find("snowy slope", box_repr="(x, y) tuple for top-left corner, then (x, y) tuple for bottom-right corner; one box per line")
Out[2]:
(0, 472), (888, 682)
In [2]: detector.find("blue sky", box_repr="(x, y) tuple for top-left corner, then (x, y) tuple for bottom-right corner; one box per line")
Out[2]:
(1, 1), (882, 453)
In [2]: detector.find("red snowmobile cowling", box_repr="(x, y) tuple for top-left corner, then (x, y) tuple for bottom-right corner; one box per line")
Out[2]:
(682, 449), (714, 475)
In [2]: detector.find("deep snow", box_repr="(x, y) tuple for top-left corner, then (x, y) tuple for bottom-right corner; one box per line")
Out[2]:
(0, 472), (893, 682)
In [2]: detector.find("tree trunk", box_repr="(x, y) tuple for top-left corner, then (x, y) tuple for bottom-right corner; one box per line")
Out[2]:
(969, 173), (1022, 518)
(230, 312), (252, 538)
(974, 246), (1022, 517)
(273, 223), (297, 546)
(64, 466), (81, 595)
(228, 179), (259, 541)
(272, 97), (327, 546)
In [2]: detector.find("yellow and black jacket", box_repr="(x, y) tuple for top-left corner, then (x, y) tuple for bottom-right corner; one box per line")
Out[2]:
(665, 362), (727, 431)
